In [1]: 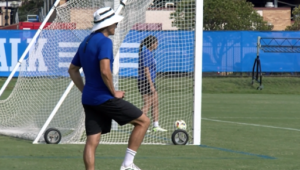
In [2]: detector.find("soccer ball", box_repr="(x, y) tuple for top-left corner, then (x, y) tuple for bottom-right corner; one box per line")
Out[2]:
(174, 120), (187, 130)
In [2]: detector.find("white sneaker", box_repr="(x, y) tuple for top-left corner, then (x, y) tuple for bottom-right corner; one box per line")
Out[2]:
(120, 163), (141, 170)
(153, 126), (167, 132)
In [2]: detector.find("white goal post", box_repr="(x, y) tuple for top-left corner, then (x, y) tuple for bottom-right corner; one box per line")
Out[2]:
(0, 0), (203, 145)
(193, 0), (203, 145)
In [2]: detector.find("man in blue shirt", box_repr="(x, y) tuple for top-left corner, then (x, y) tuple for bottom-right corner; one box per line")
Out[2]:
(68, 7), (150, 170)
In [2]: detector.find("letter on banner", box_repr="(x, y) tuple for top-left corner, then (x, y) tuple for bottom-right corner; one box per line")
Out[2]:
(27, 38), (48, 71)
(0, 39), (8, 71)
(9, 39), (21, 71)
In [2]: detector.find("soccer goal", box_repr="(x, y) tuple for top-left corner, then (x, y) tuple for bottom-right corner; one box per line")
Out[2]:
(0, 0), (203, 145)
(252, 36), (300, 90)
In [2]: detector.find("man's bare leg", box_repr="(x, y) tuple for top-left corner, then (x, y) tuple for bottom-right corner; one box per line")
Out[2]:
(84, 133), (101, 170)
(128, 114), (150, 151)
(121, 114), (150, 168)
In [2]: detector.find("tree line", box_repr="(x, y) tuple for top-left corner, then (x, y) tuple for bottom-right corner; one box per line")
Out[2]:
(17, 0), (300, 31)
(170, 0), (299, 31)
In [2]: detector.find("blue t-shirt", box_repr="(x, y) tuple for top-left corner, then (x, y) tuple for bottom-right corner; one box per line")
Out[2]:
(71, 32), (114, 105)
(138, 48), (156, 83)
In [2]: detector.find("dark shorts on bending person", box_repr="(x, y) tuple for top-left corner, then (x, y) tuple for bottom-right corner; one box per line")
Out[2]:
(137, 79), (156, 95)
(83, 98), (142, 136)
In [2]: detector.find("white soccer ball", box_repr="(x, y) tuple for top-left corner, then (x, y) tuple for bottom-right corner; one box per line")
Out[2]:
(174, 120), (187, 130)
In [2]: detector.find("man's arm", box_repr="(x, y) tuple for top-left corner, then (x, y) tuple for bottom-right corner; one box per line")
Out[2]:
(100, 59), (115, 96)
(68, 64), (84, 92)
(100, 59), (124, 98)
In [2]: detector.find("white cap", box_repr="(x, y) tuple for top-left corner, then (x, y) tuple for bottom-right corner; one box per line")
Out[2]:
(91, 7), (124, 32)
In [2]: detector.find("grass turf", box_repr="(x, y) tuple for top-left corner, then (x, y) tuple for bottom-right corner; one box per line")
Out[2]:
(1, 77), (300, 169)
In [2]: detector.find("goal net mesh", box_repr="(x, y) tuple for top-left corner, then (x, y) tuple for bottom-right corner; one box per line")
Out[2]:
(0, 0), (196, 144)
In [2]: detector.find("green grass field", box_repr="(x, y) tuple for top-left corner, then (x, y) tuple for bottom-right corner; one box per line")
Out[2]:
(1, 77), (300, 169)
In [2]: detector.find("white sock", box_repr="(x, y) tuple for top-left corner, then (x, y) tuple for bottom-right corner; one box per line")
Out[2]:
(122, 148), (136, 167)
(154, 121), (159, 127)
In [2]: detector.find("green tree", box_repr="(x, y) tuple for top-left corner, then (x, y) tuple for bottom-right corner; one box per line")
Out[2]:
(170, 0), (273, 31)
(170, 0), (195, 30)
(286, 5), (300, 30)
(18, 0), (44, 21)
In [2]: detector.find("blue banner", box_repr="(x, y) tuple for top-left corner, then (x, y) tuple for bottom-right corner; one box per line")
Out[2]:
(203, 31), (300, 72)
(119, 30), (195, 77)
(1, 30), (300, 77)
(0, 30), (37, 77)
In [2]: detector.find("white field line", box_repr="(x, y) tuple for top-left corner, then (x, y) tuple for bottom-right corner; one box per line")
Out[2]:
(202, 118), (300, 132)
(208, 117), (300, 119)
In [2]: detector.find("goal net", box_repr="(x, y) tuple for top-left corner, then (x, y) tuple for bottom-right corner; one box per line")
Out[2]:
(0, 0), (197, 144)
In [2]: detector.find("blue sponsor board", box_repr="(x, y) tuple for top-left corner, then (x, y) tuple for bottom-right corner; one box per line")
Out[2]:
(0, 30), (37, 76)
(0, 30), (85, 77)
(1, 30), (300, 77)
(202, 31), (300, 72)
(119, 30), (195, 77)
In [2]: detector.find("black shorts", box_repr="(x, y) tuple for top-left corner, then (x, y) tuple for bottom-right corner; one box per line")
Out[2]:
(137, 79), (156, 95)
(83, 98), (142, 136)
